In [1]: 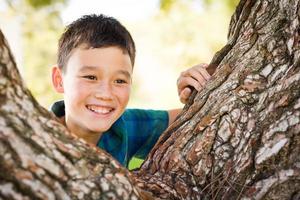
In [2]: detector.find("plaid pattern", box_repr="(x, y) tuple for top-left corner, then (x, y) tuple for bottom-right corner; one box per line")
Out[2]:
(51, 101), (169, 167)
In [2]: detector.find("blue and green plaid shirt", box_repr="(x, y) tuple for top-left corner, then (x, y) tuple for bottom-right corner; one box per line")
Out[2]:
(51, 101), (169, 167)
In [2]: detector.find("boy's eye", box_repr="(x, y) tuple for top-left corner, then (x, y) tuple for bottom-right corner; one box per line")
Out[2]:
(83, 75), (97, 80)
(115, 79), (127, 84)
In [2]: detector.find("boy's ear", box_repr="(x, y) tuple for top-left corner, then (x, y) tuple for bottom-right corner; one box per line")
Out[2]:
(52, 66), (64, 93)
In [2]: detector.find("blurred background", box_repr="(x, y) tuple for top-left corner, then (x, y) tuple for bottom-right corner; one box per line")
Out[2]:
(0, 0), (238, 110)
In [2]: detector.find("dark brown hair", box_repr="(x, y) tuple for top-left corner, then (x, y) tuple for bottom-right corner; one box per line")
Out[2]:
(57, 14), (136, 71)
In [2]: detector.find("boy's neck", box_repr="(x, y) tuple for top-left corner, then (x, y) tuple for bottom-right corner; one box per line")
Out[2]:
(71, 127), (103, 146)
(61, 117), (103, 145)
(78, 132), (103, 146)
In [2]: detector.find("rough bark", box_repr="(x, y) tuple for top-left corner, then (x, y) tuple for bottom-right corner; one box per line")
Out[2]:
(0, 0), (300, 199)
(136, 0), (300, 199)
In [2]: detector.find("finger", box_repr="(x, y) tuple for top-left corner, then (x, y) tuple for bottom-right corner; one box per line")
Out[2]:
(182, 64), (211, 82)
(194, 65), (211, 81)
(177, 76), (189, 92)
(199, 63), (209, 68)
(180, 96), (187, 104)
(180, 87), (191, 104)
(186, 68), (208, 87)
(177, 76), (202, 93)
(181, 87), (192, 99)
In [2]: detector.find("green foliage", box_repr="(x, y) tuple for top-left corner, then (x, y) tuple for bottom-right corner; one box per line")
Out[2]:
(5, 0), (67, 9)
(135, 0), (230, 69)
(22, 7), (64, 108)
(160, 0), (177, 12)
(25, 0), (58, 8)
(3, 0), (65, 108)
(203, 0), (240, 12)
(128, 157), (144, 170)
(160, 0), (239, 13)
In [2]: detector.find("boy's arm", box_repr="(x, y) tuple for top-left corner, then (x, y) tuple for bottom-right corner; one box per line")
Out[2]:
(167, 63), (216, 125)
(167, 108), (182, 125)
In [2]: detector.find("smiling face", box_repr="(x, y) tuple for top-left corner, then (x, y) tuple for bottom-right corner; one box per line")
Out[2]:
(52, 46), (132, 144)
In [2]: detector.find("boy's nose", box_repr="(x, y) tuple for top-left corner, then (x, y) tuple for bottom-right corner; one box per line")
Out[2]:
(94, 82), (113, 100)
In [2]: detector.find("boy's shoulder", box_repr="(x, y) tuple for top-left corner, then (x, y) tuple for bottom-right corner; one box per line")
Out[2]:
(122, 108), (168, 121)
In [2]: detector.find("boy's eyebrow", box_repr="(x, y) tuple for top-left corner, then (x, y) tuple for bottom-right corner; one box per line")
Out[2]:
(117, 70), (132, 79)
(80, 66), (131, 78)
(79, 65), (99, 72)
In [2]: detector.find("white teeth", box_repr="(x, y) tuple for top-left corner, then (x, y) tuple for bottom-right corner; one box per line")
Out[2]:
(87, 105), (112, 114)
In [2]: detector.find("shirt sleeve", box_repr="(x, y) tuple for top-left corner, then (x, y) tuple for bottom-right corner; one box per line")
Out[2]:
(124, 109), (169, 160)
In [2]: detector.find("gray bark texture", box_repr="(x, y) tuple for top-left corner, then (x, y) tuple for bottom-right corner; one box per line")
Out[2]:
(0, 0), (300, 199)
(137, 0), (300, 199)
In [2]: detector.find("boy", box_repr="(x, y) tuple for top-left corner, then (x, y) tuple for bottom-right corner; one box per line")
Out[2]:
(51, 14), (212, 167)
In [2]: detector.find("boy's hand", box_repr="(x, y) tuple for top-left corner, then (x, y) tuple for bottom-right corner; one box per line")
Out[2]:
(177, 63), (211, 104)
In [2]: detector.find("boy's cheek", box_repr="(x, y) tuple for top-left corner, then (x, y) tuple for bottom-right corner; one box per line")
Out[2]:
(115, 88), (130, 108)
(123, 87), (131, 100)
(71, 80), (90, 92)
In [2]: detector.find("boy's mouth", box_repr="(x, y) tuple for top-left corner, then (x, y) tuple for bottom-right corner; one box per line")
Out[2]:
(86, 105), (114, 114)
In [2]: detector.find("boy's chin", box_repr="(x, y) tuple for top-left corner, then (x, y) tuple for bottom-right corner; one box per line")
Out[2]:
(87, 119), (118, 133)
(90, 126), (111, 133)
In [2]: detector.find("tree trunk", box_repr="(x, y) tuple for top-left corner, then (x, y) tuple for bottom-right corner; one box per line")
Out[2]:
(0, 0), (299, 200)
(136, 0), (300, 199)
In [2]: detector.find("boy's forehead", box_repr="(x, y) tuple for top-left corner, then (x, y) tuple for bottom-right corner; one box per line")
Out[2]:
(66, 46), (133, 72)
(77, 44), (129, 55)
(71, 45), (131, 61)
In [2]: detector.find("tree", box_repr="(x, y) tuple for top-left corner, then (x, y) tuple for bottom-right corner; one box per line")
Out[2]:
(0, 0), (300, 199)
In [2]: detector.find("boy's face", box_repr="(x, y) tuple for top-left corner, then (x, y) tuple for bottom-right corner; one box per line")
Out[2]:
(52, 46), (132, 139)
